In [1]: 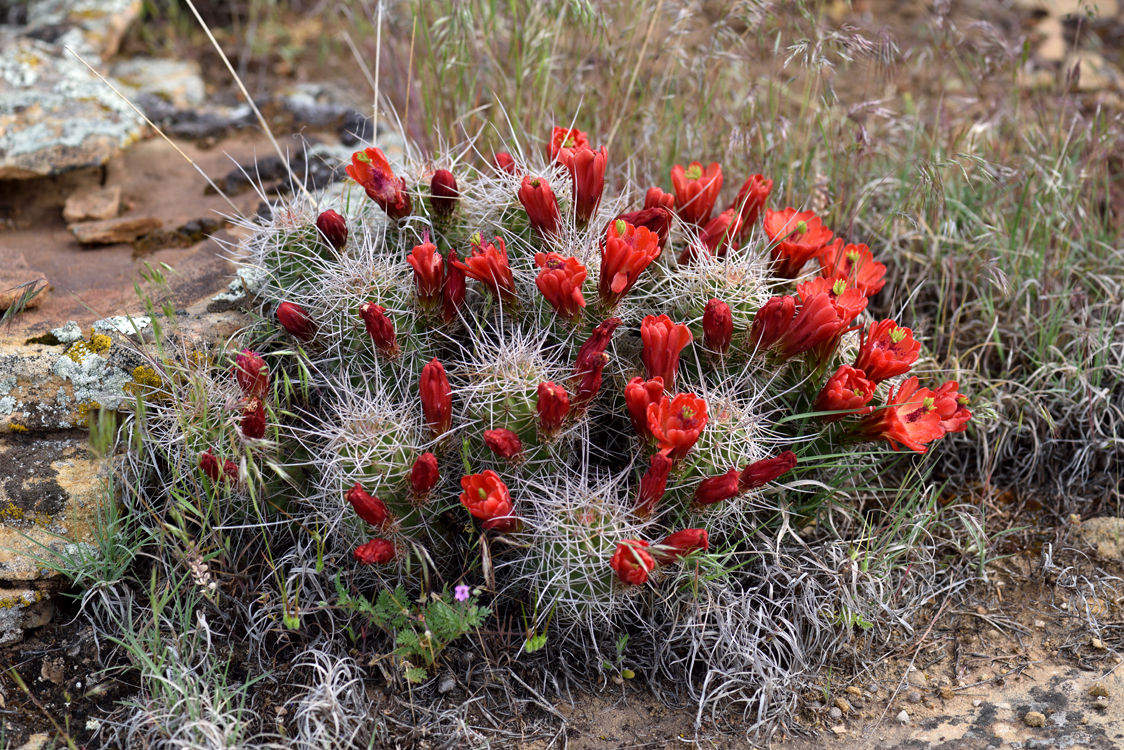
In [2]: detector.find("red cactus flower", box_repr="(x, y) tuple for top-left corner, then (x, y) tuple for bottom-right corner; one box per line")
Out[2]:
(670, 161), (723, 226)
(460, 470), (516, 531)
(850, 377), (946, 453)
(644, 186), (676, 212)
(694, 468), (740, 506)
(933, 381), (972, 435)
(346, 147), (411, 220)
(410, 453), (439, 498)
(599, 219), (661, 308)
(346, 481), (391, 528)
(223, 459), (239, 483)
(739, 450), (797, 491)
(819, 242), (886, 297)
(652, 528), (709, 564)
(534, 252), (587, 321)
(703, 299), (733, 355)
(730, 174), (773, 240)
(572, 352), (609, 412)
(624, 376), (664, 442)
(316, 209), (348, 251)
(794, 276), (869, 365)
(494, 152), (517, 174)
(750, 296), (796, 353)
(774, 291), (845, 362)
(420, 358), (453, 437)
(454, 235), (517, 304)
(518, 176), (562, 238)
(853, 319), (921, 383)
(572, 317), (621, 381)
(608, 207), (672, 252)
(442, 248), (467, 324)
(763, 208), (834, 279)
(241, 399), (266, 440)
(407, 240), (446, 310)
(648, 393), (708, 462)
(635, 453), (672, 517)
(815, 365), (876, 422)
(610, 539), (655, 586)
(558, 145), (607, 225)
(359, 303), (399, 359)
(484, 428), (523, 460)
(536, 381), (569, 435)
(691, 208), (742, 260)
(277, 301), (315, 342)
(429, 169), (459, 217)
(234, 350), (268, 400)
(641, 314), (693, 390)
(199, 450), (222, 481)
(354, 539), (396, 565)
(548, 126), (590, 162)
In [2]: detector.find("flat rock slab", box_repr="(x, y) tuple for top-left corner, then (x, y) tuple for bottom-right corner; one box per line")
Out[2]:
(63, 185), (121, 223)
(0, 250), (49, 312)
(70, 216), (162, 245)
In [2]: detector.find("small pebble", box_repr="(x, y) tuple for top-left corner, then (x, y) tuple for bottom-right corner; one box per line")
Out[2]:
(437, 674), (456, 694)
(845, 686), (862, 698)
(972, 699), (982, 707)
(1024, 711), (1046, 727)
(940, 686), (954, 700)
(908, 691), (922, 704)
(897, 710), (910, 725)
(834, 697), (851, 713)
(1034, 619), (1046, 629)
(976, 606), (987, 615)
(1089, 684), (1109, 698)
(811, 700), (824, 709)
(1091, 638), (1106, 650)
(906, 670), (927, 688)
(1061, 602), (1069, 610)
(829, 706), (842, 721)
(1093, 698), (1109, 710)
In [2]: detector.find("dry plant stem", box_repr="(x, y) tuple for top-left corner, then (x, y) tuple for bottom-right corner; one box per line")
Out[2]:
(605, 0), (665, 151)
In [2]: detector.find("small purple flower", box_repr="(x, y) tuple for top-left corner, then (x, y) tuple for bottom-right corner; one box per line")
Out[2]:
(454, 584), (470, 602)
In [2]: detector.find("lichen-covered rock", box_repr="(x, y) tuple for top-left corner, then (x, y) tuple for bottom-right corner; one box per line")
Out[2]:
(0, 587), (55, 645)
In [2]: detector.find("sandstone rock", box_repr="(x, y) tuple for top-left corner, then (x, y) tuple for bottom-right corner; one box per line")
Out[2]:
(70, 216), (163, 245)
(906, 669), (927, 687)
(63, 185), (121, 223)
(1066, 50), (1124, 92)
(110, 57), (206, 109)
(0, 587), (55, 645)
(1079, 516), (1124, 559)
(0, 251), (49, 312)
(1024, 710), (1046, 727)
(896, 709), (909, 725)
(1089, 683), (1109, 697)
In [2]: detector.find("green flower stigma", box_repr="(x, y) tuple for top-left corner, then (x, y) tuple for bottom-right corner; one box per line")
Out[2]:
(478, 488), (487, 500)
(923, 397), (935, 410)
(795, 220), (808, 234)
(686, 164), (702, 180)
(889, 327), (907, 343)
(832, 279), (847, 296)
(615, 219), (627, 235)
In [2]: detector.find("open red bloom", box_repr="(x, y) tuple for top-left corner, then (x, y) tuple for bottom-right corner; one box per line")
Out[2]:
(932, 381), (972, 435)
(493, 152), (517, 174)
(420, 358), (453, 437)
(610, 539), (655, 586)
(648, 393), (708, 462)
(559, 145), (607, 225)
(346, 481), (391, 528)
(641, 314), (693, 390)
(345, 147), (411, 220)
(608, 207), (671, 251)
(750, 296), (796, 353)
(548, 126), (590, 162)
(484, 428), (523, 459)
(460, 470), (516, 531)
(407, 240), (446, 310)
(730, 174), (773, 240)
(739, 451), (797, 491)
(819, 242), (886, 297)
(644, 186), (676, 212)
(442, 248), (467, 324)
(359, 303), (400, 359)
(652, 528), (709, 564)
(354, 539), (396, 565)
(694, 208), (743, 260)
(793, 277), (869, 365)
(671, 161), (723, 226)
(815, 365), (876, 422)
(429, 169), (459, 217)
(234, 350), (268, 400)
(536, 381), (569, 435)
(763, 208), (834, 279)
(599, 219), (661, 308)
(410, 453), (439, 498)
(694, 468), (739, 506)
(534, 252), (587, 321)
(624, 376), (664, 442)
(241, 399), (266, 440)
(518, 176), (562, 237)
(703, 299), (733, 355)
(454, 235), (517, 304)
(853, 319), (921, 383)
(316, 209), (348, 251)
(635, 453), (672, 517)
(774, 291), (845, 362)
(572, 318), (621, 381)
(850, 377), (945, 453)
(277, 301), (315, 342)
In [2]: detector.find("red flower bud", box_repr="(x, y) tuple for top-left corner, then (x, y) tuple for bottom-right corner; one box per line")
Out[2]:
(223, 459), (240, 483)
(572, 352), (608, 412)
(624, 376), (664, 441)
(346, 481), (391, 528)
(730, 174), (773, 240)
(648, 393), (708, 462)
(354, 539), (396, 565)
(536, 381), (569, 435)
(420, 358), (453, 437)
(774, 290), (847, 363)
(199, 450), (222, 481)
(241, 399), (266, 440)
(429, 169), (459, 217)
(534, 252), (587, 321)
(692, 208), (742, 260)
(407, 240), (446, 310)
(670, 161), (723, 226)
(610, 539), (655, 586)
(635, 452), (672, 517)
(652, 528), (709, 564)
(750, 296), (795, 353)
(277, 301), (316, 342)
(558, 145), (607, 225)
(346, 147), (411, 220)
(703, 299), (733, 355)
(694, 468), (740, 506)
(572, 318), (621, 382)
(315, 209), (348, 251)
(484, 428), (523, 459)
(644, 186), (675, 212)
(814, 365), (875, 422)
(493, 152), (517, 174)
(738, 450), (797, 491)
(409, 452), (440, 498)
(460, 470), (517, 531)
(359, 302), (399, 358)
(518, 176), (562, 238)
(640, 314), (693, 390)
(442, 249), (467, 324)
(234, 349), (268, 400)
